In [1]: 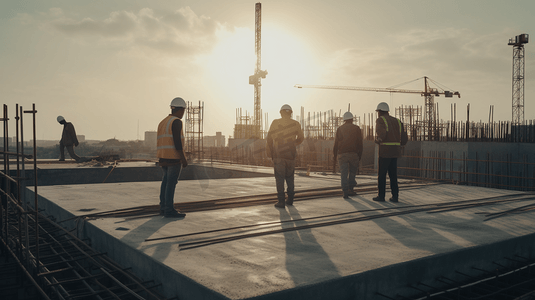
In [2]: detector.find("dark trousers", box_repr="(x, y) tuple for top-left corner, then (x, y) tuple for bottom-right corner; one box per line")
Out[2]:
(60, 142), (81, 161)
(378, 157), (398, 198)
(273, 158), (296, 201)
(159, 165), (182, 214)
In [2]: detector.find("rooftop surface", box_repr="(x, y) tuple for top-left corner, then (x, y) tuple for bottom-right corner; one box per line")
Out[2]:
(31, 164), (535, 300)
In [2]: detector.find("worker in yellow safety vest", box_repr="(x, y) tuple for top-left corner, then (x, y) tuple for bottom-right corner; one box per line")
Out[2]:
(373, 102), (407, 203)
(157, 97), (188, 218)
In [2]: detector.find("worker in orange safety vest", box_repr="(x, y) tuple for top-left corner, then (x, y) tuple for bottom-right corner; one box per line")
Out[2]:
(157, 97), (188, 218)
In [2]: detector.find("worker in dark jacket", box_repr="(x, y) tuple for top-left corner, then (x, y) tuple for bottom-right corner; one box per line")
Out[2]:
(267, 104), (304, 208)
(57, 116), (82, 162)
(333, 111), (363, 198)
(157, 97), (189, 218)
(373, 102), (407, 203)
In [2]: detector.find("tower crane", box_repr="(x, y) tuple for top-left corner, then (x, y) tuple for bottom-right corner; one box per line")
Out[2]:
(248, 2), (267, 139)
(508, 33), (529, 125)
(295, 76), (460, 140)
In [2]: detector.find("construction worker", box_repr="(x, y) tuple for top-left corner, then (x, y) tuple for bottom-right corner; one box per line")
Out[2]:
(267, 104), (304, 208)
(333, 111), (363, 198)
(57, 116), (82, 162)
(373, 102), (407, 203)
(157, 97), (188, 218)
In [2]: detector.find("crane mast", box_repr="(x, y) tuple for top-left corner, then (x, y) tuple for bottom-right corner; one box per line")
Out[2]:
(249, 2), (267, 139)
(423, 76), (436, 141)
(508, 33), (529, 125)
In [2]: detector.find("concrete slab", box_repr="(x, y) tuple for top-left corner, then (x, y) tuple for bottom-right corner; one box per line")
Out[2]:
(28, 171), (535, 300)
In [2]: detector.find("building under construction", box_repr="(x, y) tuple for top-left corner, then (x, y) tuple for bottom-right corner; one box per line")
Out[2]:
(2, 101), (535, 300)
(2, 2), (535, 298)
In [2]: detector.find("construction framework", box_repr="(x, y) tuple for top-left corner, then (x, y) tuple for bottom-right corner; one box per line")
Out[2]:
(1, 104), (169, 299)
(295, 76), (460, 141)
(185, 101), (204, 160)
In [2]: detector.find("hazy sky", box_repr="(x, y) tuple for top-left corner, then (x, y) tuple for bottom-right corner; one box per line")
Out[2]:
(1, 0), (534, 141)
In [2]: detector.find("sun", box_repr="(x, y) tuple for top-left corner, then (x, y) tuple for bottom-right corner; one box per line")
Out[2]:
(202, 23), (322, 129)
(255, 25), (321, 113)
(204, 27), (256, 109)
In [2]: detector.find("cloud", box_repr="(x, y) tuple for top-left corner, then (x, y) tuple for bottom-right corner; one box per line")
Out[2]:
(45, 7), (221, 57)
(326, 28), (512, 87)
(52, 11), (137, 37)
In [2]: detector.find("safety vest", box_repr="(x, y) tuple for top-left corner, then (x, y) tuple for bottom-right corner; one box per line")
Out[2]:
(380, 116), (402, 146)
(157, 115), (184, 159)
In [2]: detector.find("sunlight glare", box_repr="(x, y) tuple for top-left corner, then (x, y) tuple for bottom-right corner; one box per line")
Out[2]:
(206, 27), (256, 109)
(260, 25), (320, 113)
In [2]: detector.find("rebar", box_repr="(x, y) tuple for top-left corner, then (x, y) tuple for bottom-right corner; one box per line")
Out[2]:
(1, 103), (171, 299)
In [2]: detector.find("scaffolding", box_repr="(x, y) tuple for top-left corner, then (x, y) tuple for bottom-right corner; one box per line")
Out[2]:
(298, 107), (362, 140)
(1, 105), (168, 299)
(234, 108), (261, 139)
(185, 101), (204, 161)
(396, 105), (423, 141)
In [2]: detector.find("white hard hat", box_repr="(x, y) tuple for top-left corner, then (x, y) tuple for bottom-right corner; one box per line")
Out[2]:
(343, 111), (353, 120)
(170, 97), (187, 108)
(376, 102), (390, 112)
(57, 116), (65, 123)
(280, 104), (292, 112)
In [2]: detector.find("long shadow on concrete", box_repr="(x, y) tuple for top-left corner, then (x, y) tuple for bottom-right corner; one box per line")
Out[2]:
(343, 194), (514, 254)
(279, 206), (340, 285)
(122, 216), (184, 262)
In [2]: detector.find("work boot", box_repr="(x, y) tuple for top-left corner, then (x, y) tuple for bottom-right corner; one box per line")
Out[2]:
(343, 190), (350, 199)
(275, 194), (285, 208)
(348, 188), (357, 196)
(389, 197), (399, 203)
(286, 196), (294, 206)
(164, 210), (186, 218)
(274, 200), (285, 208)
(372, 196), (385, 202)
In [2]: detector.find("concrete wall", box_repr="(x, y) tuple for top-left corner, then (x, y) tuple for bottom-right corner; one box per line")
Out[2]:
(398, 141), (535, 190)
(18, 164), (271, 186)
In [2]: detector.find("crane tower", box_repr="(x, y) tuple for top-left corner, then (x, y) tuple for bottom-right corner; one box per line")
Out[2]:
(249, 2), (268, 139)
(508, 33), (529, 125)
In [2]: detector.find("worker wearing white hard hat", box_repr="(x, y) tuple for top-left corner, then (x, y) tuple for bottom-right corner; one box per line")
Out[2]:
(333, 111), (363, 198)
(57, 116), (83, 162)
(376, 102), (390, 112)
(266, 104), (304, 208)
(156, 97), (188, 218)
(373, 102), (408, 203)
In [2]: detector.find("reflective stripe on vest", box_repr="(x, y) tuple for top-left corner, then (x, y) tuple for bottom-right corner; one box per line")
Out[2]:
(380, 116), (402, 146)
(157, 115), (183, 159)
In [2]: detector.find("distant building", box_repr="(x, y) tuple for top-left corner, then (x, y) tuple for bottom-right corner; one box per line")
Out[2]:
(233, 124), (260, 139)
(204, 132), (226, 147)
(144, 131), (157, 149)
(35, 140), (59, 147)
